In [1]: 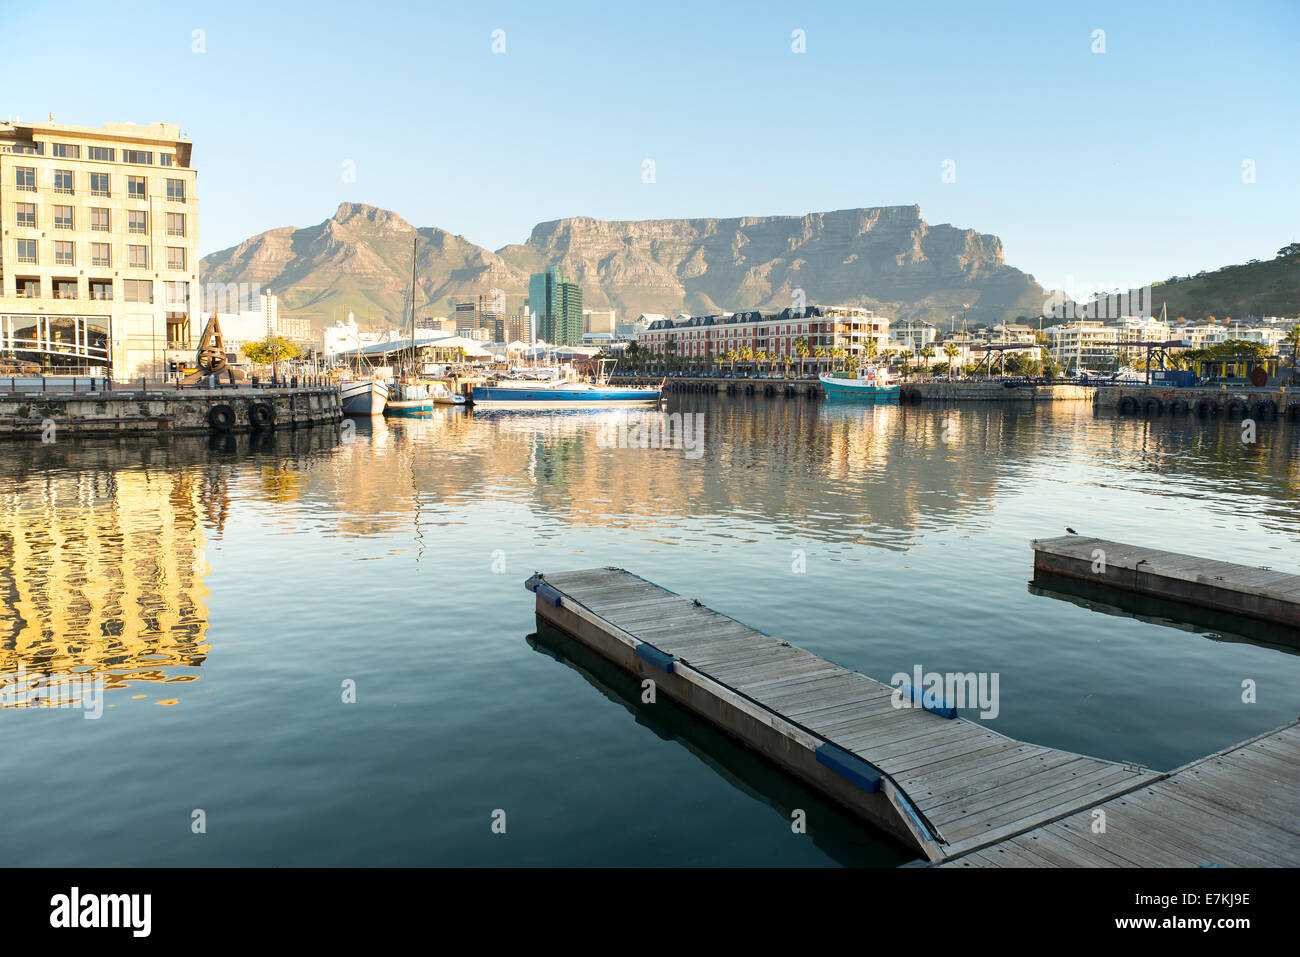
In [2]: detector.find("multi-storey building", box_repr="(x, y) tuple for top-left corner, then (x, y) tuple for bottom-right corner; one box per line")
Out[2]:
(1048, 320), (1117, 369)
(637, 305), (890, 362)
(528, 267), (582, 346)
(0, 119), (199, 379)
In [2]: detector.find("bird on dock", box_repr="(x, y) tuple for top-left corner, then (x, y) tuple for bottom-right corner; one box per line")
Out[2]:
(1065, 527), (1078, 535)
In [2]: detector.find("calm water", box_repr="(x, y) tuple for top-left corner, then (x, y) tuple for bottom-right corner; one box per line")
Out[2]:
(1, 396), (1298, 867)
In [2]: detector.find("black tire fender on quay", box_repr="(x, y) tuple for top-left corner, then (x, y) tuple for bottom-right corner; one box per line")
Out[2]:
(1253, 399), (1278, 420)
(1223, 398), (1247, 419)
(1194, 397), (1220, 417)
(248, 402), (276, 431)
(207, 404), (236, 432)
(1142, 396), (1164, 416)
(1168, 398), (1189, 416)
(1117, 395), (1138, 414)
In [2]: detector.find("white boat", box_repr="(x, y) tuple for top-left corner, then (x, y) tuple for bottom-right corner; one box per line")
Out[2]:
(431, 382), (466, 405)
(340, 375), (388, 415)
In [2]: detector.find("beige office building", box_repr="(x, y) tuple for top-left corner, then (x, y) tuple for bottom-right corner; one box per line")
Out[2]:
(0, 119), (199, 379)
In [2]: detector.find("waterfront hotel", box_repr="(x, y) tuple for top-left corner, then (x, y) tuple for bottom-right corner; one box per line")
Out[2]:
(0, 119), (199, 380)
(637, 305), (891, 362)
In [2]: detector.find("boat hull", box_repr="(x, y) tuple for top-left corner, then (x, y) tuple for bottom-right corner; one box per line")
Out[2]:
(385, 399), (434, 417)
(472, 386), (663, 408)
(340, 379), (388, 416)
(819, 375), (900, 400)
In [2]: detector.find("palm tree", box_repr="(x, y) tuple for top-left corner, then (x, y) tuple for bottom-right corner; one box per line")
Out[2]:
(1286, 323), (1300, 385)
(830, 346), (845, 371)
(722, 348), (738, 372)
(921, 347), (936, 377)
(814, 347), (828, 374)
(943, 343), (960, 377)
(795, 336), (810, 376)
(739, 346), (754, 377)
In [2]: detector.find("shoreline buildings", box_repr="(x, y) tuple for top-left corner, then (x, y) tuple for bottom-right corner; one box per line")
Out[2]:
(637, 306), (890, 362)
(0, 119), (199, 379)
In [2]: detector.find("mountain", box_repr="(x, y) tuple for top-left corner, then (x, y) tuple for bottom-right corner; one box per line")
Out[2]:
(1150, 247), (1300, 322)
(200, 202), (1049, 330)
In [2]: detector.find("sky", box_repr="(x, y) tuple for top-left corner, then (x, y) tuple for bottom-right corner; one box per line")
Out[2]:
(8, 0), (1298, 293)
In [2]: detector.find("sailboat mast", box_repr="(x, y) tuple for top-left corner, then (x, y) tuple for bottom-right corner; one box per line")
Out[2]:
(408, 236), (418, 375)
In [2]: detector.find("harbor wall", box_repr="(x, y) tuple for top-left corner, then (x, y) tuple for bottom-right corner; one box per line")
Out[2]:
(1096, 383), (1299, 419)
(0, 386), (342, 439)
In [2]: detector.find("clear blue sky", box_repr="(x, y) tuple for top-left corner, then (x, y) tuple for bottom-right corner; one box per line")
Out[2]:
(9, 0), (1298, 293)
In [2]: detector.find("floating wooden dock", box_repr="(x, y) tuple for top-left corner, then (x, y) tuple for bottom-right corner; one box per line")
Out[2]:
(527, 568), (1300, 866)
(1032, 536), (1300, 629)
(941, 722), (1300, 867)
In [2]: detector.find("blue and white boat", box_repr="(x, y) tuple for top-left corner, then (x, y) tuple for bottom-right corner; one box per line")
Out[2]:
(472, 378), (664, 408)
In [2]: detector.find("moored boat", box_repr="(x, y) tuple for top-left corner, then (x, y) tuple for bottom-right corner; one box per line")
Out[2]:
(431, 382), (467, 405)
(385, 377), (435, 417)
(819, 367), (900, 399)
(340, 375), (389, 416)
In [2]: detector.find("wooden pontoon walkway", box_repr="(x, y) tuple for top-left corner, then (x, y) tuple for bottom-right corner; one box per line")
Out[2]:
(528, 568), (1300, 866)
(941, 722), (1300, 867)
(1033, 535), (1300, 628)
(529, 568), (1172, 864)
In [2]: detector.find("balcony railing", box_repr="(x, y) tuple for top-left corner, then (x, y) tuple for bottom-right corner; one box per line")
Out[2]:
(91, 189), (110, 197)
(54, 186), (74, 195)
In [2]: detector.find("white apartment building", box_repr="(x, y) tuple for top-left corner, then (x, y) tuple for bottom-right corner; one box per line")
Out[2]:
(637, 306), (891, 362)
(1048, 320), (1117, 368)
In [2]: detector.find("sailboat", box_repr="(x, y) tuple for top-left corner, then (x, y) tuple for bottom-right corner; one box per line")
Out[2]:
(385, 238), (435, 418)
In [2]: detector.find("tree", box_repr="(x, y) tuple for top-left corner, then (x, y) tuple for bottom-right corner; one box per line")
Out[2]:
(1277, 243), (1300, 259)
(1284, 324), (1300, 384)
(794, 336), (810, 375)
(943, 343), (960, 377)
(739, 346), (754, 375)
(244, 336), (303, 364)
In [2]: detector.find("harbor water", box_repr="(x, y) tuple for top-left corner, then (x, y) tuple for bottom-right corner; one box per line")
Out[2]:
(1, 396), (1297, 866)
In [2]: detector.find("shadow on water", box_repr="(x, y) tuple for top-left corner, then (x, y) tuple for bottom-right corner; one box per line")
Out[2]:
(1029, 571), (1300, 655)
(526, 619), (916, 868)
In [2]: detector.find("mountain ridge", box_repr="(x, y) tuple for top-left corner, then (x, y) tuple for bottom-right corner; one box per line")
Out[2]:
(199, 201), (1052, 329)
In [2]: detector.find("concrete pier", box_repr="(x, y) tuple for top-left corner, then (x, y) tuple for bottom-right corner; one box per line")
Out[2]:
(0, 385), (342, 439)
(1096, 383), (1299, 420)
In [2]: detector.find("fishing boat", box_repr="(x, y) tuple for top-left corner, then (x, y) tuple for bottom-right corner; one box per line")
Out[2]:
(472, 359), (663, 408)
(819, 366), (901, 400)
(339, 374), (388, 415)
(386, 377), (435, 417)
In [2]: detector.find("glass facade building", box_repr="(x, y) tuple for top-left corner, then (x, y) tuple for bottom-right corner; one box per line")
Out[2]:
(528, 267), (583, 347)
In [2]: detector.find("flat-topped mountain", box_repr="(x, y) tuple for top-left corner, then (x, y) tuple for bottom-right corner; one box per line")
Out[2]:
(200, 202), (1048, 328)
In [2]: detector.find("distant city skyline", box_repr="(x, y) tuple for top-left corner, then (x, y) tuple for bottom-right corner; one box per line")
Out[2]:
(7, 0), (1297, 294)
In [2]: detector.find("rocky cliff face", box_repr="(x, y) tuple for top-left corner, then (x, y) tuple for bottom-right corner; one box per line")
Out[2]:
(201, 202), (1046, 328)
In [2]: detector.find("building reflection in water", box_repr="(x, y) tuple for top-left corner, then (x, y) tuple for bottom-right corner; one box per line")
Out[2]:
(0, 460), (214, 704)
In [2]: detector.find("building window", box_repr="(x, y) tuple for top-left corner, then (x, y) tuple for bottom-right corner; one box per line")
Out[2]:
(167, 212), (186, 237)
(54, 169), (75, 194)
(53, 278), (78, 300)
(15, 202), (36, 227)
(123, 149), (153, 165)
(91, 242), (111, 267)
(88, 146), (115, 162)
(91, 207), (111, 231)
(52, 143), (81, 159)
(127, 175), (146, 199)
(55, 241), (75, 265)
(54, 205), (74, 230)
(160, 154), (174, 167)
(16, 276), (40, 297)
(90, 171), (110, 196)
(165, 281), (189, 311)
(15, 167), (36, 191)
(166, 178), (185, 203)
(128, 210), (148, 235)
(89, 279), (113, 301)
(11, 142), (43, 155)
(166, 247), (186, 271)
(128, 245), (148, 268)
(124, 279), (153, 303)
(16, 238), (37, 264)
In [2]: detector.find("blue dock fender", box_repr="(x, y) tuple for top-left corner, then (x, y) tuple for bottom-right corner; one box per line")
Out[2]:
(635, 642), (675, 673)
(899, 683), (957, 719)
(524, 573), (543, 593)
(815, 743), (882, 793)
(534, 583), (563, 607)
